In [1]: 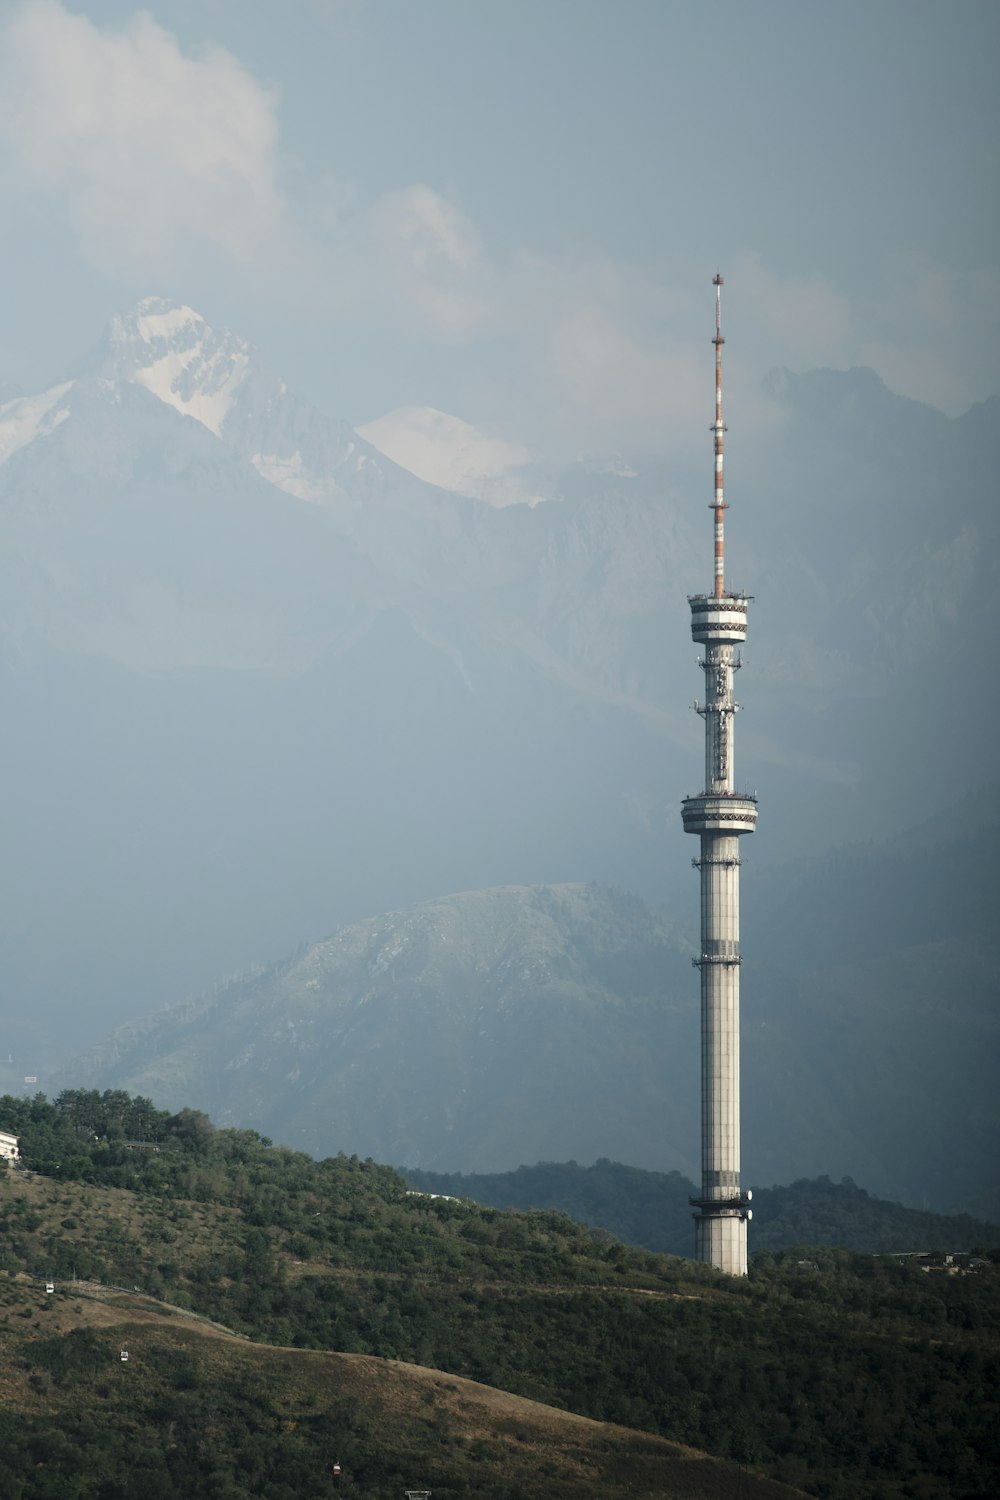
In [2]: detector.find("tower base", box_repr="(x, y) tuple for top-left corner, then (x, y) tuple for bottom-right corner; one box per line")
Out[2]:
(694, 1211), (748, 1277)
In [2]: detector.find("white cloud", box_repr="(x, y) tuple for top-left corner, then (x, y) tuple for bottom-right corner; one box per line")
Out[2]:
(735, 255), (856, 363)
(451, 251), (710, 455)
(544, 301), (703, 454)
(733, 251), (1000, 415)
(372, 184), (491, 338)
(857, 258), (1000, 413)
(0, 5), (990, 450)
(0, 0), (285, 271)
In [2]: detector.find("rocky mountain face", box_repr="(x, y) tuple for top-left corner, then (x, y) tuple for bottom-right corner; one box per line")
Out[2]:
(59, 883), (699, 1177)
(98, 297), (393, 508)
(0, 296), (996, 1153)
(59, 808), (999, 1218)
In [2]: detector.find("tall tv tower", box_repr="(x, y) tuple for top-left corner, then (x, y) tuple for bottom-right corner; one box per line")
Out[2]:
(681, 275), (756, 1276)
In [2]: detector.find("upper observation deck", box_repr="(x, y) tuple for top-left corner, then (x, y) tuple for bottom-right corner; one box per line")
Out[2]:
(688, 592), (750, 644)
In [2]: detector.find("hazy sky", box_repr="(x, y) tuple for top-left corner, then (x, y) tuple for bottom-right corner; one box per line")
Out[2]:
(0, 0), (997, 457)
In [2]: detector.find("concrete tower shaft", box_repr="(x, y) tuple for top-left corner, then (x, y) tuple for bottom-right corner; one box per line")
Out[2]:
(680, 277), (756, 1276)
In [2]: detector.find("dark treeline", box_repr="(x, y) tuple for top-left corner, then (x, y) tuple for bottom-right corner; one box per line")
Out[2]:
(402, 1157), (1000, 1255)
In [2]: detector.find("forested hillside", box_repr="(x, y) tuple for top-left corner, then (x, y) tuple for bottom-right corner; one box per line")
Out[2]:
(1, 1287), (774, 1500)
(1, 1090), (998, 1499)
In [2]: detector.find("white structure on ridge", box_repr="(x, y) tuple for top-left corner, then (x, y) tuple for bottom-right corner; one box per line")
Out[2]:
(681, 275), (756, 1276)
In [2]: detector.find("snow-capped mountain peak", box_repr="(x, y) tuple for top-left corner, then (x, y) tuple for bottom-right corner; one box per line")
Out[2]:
(103, 296), (251, 438)
(1, 299), (532, 517)
(90, 297), (377, 509)
(0, 381), (75, 467)
(358, 405), (547, 507)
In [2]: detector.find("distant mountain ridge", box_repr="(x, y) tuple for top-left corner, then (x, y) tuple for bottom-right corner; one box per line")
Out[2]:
(57, 883), (700, 1175)
(56, 804), (999, 1217)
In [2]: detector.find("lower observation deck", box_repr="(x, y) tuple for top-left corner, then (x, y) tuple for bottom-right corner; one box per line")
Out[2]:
(690, 1192), (753, 1220)
(681, 792), (758, 835)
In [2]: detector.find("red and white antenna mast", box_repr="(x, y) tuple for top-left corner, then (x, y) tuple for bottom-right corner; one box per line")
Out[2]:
(712, 272), (727, 599)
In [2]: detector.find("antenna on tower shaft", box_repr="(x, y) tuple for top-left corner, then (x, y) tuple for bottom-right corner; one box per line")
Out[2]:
(712, 273), (728, 599)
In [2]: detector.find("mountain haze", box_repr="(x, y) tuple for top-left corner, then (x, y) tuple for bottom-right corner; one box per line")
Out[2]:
(0, 298), (996, 1094)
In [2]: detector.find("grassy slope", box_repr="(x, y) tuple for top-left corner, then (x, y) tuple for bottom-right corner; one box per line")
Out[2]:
(0, 1269), (803, 1500)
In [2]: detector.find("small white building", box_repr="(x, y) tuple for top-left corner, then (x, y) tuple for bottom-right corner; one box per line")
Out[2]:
(0, 1130), (20, 1162)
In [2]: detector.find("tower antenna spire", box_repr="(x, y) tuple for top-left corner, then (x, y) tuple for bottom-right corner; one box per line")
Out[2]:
(712, 272), (727, 599)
